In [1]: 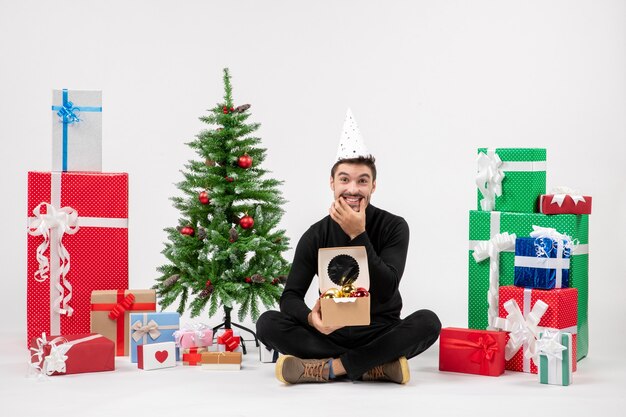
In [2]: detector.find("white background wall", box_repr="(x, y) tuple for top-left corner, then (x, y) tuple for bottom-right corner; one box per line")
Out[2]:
(1, 0), (624, 356)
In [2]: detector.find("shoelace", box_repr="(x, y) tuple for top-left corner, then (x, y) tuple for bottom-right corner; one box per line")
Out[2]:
(367, 365), (386, 380)
(302, 361), (326, 380)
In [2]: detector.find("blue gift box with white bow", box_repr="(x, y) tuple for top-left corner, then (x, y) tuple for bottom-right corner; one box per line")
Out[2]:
(129, 312), (180, 363)
(514, 237), (571, 289)
(52, 89), (102, 172)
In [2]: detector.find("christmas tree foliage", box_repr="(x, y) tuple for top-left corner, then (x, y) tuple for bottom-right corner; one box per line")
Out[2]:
(154, 68), (290, 322)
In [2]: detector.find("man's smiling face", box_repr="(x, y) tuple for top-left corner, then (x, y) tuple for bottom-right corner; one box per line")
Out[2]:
(330, 162), (376, 212)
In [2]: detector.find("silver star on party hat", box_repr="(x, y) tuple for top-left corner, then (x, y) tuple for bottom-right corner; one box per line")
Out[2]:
(335, 108), (370, 162)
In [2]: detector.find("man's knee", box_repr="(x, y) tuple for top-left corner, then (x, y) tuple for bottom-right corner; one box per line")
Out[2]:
(256, 310), (280, 340)
(406, 309), (442, 340)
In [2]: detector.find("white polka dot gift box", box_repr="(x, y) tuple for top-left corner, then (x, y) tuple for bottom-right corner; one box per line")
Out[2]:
(137, 341), (177, 371)
(494, 286), (578, 374)
(476, 148), (546, 213)
(51, 89), (102, 172)
(27, 171), (129, 346)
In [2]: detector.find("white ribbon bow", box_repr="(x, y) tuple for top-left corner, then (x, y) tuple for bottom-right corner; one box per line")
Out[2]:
(131, 320), (161, 342)
(494, 298), (548, 364)
(473, 232), (517, 329)
(476, 149), (505, 211)
(536, 330), (567, 361)
(549, 186), (586, 207)
(29, 333), (71, 376)
(28, 202), (79, 316)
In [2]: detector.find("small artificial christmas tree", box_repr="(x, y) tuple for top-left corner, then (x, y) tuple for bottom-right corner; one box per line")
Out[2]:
(154, 68), (290, 326)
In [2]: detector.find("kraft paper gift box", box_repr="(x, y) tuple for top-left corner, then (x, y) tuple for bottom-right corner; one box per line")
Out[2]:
(468, 210), (589, 361)
(52, 89), (102, 172)
(318, 246), (370, 327)
(539, 189), (592, 215)
(201, 351), (242, 370)
(439, 328), (507, 376)
(137, 342), (177, 370)
(476, 148), (546, 213)
(496, 286), (578, 374)
(129, 312), (180, 363)
(182, 347), (208, 366)
(537, 331), (573, 386)
(90, 290), (157, 356)
(27, 172), (129, 346)
(29, 333), (114, 376)
(514, 235), (572, 290)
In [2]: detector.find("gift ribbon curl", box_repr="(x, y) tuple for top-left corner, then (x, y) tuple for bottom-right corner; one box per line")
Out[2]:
(108, 293), (136, 320)
(28, 202), (79, 316)
(476, 149), (505, 211)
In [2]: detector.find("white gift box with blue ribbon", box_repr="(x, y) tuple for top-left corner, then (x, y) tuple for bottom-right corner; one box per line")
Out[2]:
(129, 312), (180, 363)
(52, 89), (102, 172)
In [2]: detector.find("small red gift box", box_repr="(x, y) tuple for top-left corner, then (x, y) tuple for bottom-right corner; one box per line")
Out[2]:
(497, 286), (578, 374)
(539, 193), (592, 215)
(29, 333), (115, 376)
(439, 328), (507, 376)
(27, 172), (129, 346)
(217, 329), (240, 352)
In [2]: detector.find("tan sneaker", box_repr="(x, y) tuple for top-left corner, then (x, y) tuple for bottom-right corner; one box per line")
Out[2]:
(275, 355), (331, 384)
(362, 356), (410, 384)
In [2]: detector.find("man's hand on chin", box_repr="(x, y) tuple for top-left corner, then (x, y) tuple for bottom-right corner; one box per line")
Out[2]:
(329, 196), (366, 240)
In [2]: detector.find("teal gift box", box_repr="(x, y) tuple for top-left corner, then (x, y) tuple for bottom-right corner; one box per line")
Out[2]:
(476, 148), (546, 213)
(468, 210), (589, 361)
(129, 312), (180, 363)
(538, 331), (573, 386)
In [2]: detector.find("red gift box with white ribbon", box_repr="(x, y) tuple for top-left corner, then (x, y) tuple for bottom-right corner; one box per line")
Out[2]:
(29, 333), (114, 376)
(27, 172), (129, 346)
(539, 187), (592, 215)
(495, 286), (578, 374)
(216, 329), (241, 352)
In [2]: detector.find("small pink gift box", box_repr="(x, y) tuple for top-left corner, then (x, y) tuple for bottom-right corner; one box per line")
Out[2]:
(174, 324), (213, 349)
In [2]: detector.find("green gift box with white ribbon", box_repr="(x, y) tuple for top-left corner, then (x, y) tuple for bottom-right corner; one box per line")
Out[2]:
(468, 210), (589, 361)
(476, 148), (546, 213)
(538, 331), (573, 386)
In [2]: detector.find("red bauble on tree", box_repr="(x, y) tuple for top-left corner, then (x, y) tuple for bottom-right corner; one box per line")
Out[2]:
(198, 191), (210, 205)
(225, 176), (234, 183)
(180, 226), (195, 236)
(237, 154), (253, 169)
(239, 215), (254, 229)
(245, 277), (252, 283)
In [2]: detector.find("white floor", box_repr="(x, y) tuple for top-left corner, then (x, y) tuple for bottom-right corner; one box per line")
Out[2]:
(1, 333), (624, 417)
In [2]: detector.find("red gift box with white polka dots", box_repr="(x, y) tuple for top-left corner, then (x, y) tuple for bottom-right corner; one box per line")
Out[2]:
(498, 286), (577, 374)
(27, 171), (128, 346)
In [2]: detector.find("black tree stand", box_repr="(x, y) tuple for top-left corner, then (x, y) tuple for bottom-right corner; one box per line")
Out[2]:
(212, 306), (259, 355)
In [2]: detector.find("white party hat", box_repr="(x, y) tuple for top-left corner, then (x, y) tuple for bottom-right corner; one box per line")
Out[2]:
(335, 108), (369, 162)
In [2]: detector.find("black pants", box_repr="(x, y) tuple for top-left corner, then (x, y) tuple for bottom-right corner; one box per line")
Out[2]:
(256, 309), (441, 380)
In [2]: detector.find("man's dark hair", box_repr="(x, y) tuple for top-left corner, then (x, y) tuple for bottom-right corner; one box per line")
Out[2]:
(331, 156), (377, 181)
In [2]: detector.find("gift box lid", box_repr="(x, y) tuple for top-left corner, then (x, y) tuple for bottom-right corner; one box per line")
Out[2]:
(318, 246), (369, 292)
